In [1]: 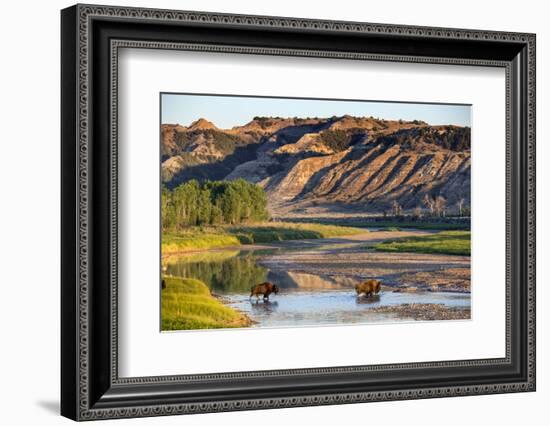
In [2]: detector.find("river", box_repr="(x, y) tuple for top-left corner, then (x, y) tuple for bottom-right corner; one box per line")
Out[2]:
(164, 231), (471, 328)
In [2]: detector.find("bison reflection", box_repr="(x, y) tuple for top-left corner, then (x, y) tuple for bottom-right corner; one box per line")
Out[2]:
(250, 300), (279, 315)
(356, 294), (381, 304)
(250, 282), (279, 302)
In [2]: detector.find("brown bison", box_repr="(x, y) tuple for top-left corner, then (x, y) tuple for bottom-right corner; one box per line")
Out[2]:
(250, 282), (279, 301)
(355, 279), (382, 297)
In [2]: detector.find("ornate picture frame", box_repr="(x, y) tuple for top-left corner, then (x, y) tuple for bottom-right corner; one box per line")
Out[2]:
(61, 4), (535, 421)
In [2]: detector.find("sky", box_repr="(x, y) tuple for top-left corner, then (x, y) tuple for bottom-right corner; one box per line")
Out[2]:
(161, 93), (471, 129)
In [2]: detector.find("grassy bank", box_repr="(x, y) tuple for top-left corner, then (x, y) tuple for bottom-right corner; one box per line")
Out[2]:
(367, 221), (469, 231)
(161, 276), (252, 330)
(163, 233), (241, 254)
(374, 231), (471, 256)
(229, 222), (364, 243)
(162, 222), (365, 254)
(280, 217), (470, 231)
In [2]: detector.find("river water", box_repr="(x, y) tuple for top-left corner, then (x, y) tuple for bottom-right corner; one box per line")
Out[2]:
(224, 290), (469, 327)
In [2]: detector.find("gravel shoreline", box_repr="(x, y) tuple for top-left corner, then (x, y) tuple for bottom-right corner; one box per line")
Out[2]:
(368, 303), (470, 321)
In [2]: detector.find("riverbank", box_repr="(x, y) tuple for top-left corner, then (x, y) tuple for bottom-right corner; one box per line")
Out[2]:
(367, 303), (470, 321)
(392, 267), (470, 293)
(252, 231), (471, 293)
(373, 231), (471, 256)
(161, 276), (253, 330)
(162, 222), (365, 255)
(277, 215), (470, 231)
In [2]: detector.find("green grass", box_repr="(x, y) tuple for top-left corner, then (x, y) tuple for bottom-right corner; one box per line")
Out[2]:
(280, 218), (470, 231)
(366, 221), (469, 231)
(229, 222), (364, 244)
(162, 233), (241, 255)
(161, 276), (251, 330)
(162, 222), (365, 253)
(164, 250), (240, 264)
(374, 231), (471, 256)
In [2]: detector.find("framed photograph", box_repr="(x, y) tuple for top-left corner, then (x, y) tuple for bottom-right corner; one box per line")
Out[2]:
(61, 4), (536, 421)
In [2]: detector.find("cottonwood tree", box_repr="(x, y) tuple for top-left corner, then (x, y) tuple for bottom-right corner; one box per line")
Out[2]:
(161, 179), (269, 230)
(423, 193), (435, 215)
(457, 197), (465, 217)
(391, 200), (402, 217)
(434, 195), (447, 217)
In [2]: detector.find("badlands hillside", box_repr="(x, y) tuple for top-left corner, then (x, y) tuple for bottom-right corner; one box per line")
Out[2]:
(161, 115), (471, 217)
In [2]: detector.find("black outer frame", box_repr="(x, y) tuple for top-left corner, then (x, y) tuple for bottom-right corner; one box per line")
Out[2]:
(61, 4), (536, 421)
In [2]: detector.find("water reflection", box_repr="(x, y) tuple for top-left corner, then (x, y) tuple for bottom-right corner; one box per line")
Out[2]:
(165, 250), (269, 294)
(355, 294), (381, 304)
(250, 300), (279, 315)
(165, 249), (359, 294)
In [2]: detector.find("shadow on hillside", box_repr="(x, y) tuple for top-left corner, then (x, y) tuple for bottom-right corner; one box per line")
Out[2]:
(166, 143), (260, 188)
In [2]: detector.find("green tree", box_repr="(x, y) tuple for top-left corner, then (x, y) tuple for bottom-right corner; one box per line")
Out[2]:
(163, 179), (270, 228)
(197, 187), (212, 225)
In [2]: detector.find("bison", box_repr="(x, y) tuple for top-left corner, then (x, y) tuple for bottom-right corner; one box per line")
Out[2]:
(250, 282), (279, 301)
(355, 279), (382, 298)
